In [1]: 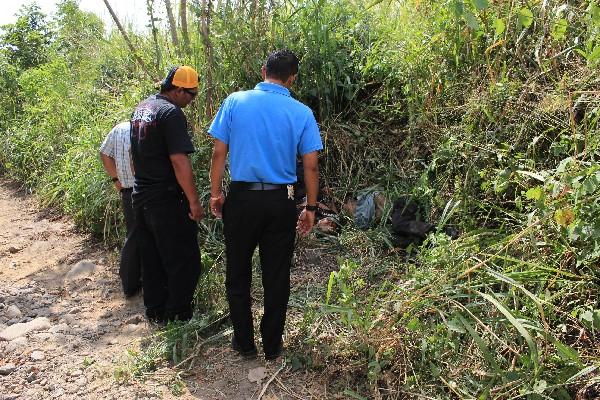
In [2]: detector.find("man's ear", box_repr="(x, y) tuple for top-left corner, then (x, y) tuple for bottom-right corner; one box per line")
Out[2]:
(285, 74), (297, 87)
(261, 66), (267, 80)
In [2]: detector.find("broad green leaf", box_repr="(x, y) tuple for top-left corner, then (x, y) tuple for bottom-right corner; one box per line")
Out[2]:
(446, 317), (466, 333)
(407, 317), (421, 331)
(557, 157), (574, 173)
(472, 0), (489, 11)
(518, 8), (534, 28)
(581, 174), (599, 195)
(533, 380), (547, 394)
(548, 337), (583, 366)
(517, 170), (545, 182)
(525, 186), (543, 201)
(464, 11), (480, 30)
(451, 0), (464, 18)
(588, 45), (600, 63)
(551, 18), (568, 41)
(494, 18), (506, 37)
(590, 2), (600, 24)
(554, 207), (575, 227)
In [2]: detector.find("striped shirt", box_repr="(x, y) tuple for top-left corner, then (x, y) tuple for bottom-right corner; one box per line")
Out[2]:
(99, 122), (135, 189)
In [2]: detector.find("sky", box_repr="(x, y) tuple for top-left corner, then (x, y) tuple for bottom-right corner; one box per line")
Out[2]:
(1, 0), (154, 32)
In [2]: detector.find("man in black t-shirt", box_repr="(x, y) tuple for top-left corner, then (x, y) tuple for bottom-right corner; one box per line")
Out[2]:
(130, 66), (203, 323)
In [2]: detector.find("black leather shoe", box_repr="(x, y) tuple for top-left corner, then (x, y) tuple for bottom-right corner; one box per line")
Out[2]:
(264, 343), (283, 361)
(232, 337), (258, 359)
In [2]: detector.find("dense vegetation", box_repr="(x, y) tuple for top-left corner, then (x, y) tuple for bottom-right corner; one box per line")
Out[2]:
(1, 0), (598, 398)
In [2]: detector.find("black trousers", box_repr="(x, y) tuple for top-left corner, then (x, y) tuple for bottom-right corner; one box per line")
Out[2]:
(120, 188), (142, 296)
(222, 188), (297, 354)
(135, 195), (201, 321)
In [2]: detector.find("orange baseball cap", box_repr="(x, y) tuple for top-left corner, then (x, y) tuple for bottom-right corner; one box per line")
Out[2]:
(163, 66), (199, 89)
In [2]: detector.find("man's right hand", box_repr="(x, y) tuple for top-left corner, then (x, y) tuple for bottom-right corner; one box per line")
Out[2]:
(209, 193), (225, 219)
(189, 199), (205, 222)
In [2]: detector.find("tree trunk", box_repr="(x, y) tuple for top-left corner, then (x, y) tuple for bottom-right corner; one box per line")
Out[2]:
(179, 0), (191, 56)
(164, 0), (180, 50)
(146, 0), (162, 72)
(101, 0), (157, 81)
(200, 0), (214, 118)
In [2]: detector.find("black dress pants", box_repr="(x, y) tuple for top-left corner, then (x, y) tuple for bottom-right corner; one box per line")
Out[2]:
(120, 188), (142, 296)
(135, 195), (201, 321)
(222, 188), (297, 354)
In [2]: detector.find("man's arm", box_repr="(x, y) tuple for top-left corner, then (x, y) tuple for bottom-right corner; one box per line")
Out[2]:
(170, 153), (204, 222)
(297, 151), (319, 236)
(209, 139), (229, 218)
(100, 152), (122, 191)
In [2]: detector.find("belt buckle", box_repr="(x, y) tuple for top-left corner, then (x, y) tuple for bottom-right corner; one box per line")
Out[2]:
(286, 185), (294, 200)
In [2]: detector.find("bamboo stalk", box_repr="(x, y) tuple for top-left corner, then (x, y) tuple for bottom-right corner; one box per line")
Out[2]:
(146, 0), (162, 72)
(101, 0), (157, 82)
(180, 0), (191, 56)
(164, 0), (180, 51)
(200, 0), (214, 119)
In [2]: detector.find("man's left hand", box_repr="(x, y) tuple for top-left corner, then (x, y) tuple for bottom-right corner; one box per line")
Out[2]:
(296, 209), (315, 236)
(210, 193), (225, 219)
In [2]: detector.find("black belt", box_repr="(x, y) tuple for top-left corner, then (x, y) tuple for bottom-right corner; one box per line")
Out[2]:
(120, 187), (133, 193)
(230, 181), (290, 191)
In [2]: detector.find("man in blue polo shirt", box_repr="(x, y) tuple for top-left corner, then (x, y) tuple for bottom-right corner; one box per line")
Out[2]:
(208, 49), (322, 360)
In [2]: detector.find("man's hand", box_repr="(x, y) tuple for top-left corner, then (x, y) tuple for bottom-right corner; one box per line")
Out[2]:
(113, 180), (123, 192)
(209, 193), (225, 219)
(189, 199), (205, 222)
(296, 209), (315, 236)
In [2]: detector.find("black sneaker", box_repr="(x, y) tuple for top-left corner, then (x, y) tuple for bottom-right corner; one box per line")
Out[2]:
(264, 343), (283, 361)
(232, 337), (258, 359)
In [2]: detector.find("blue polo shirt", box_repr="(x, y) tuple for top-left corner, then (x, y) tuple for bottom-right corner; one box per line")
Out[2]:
(208, 82), (322, 184)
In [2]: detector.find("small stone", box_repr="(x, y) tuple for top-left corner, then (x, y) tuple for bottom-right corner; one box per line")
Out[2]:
(8, 246), (20, 254)
(5, 337), (28, 352)
(49, 323), (69, 334)
(70, 369), (83, 377)
(0, 363), (16, 375)
(125, 314), (144, 325)
(68, 307), (81, 314)
(33, 332), (52, 341)
(6, 305), (22, 319)
(247, 366), (267, 383)
(65, 260), (96, 280)
(74, 377), (87, 386)
(122, 323), (141, 333)
(26, 371), (37, 382)
(0, 317), (51, 341)
(31, 350), (45, 361)
(63, 314), (78, 326)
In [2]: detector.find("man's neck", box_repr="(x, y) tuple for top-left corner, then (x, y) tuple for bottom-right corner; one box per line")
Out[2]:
(264, 78), (289, 89)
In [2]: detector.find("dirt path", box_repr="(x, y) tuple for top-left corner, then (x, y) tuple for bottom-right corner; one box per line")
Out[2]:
(0, 181), (325, 400)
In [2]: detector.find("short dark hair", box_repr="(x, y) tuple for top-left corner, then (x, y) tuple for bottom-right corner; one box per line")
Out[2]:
(160, 66), (179, 93)
(265, 49), (299, 82)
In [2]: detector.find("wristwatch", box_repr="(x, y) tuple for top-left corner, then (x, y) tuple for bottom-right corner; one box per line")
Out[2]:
(305, 204), (317, 212)
(111, 177), (119, 182)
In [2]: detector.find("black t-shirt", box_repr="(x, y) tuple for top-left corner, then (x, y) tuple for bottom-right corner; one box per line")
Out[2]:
(130, 94), (195, 206)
